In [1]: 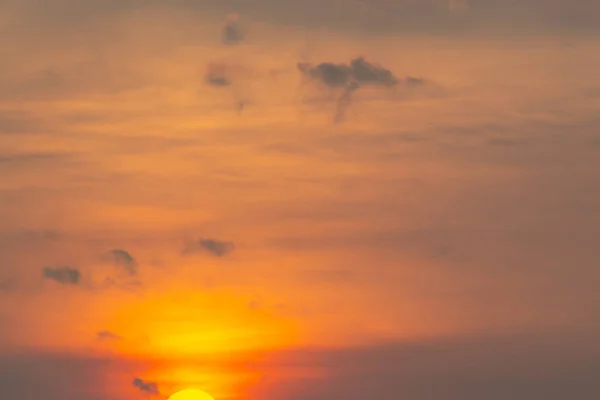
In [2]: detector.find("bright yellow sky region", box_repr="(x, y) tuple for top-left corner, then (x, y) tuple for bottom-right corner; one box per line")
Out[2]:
(1, 1), (600, 400)
(169, 388), (215, 400)
(107, 290), (300, 357)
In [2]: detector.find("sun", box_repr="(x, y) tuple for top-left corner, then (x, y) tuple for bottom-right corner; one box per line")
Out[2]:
(168, 388), (215, 400)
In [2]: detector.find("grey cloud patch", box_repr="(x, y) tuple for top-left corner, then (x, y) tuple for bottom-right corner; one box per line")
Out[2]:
(42, 266), (81, 285)
(222, 15), (244, 45)
(96, 330), (123, 342)
(104, 249), (137, 276)
(182, 238), (235, 257)
(204, 63), (232, 87)
(132, 377), (159, 395)
(298, 57), (422, 122)
(348, 57), (399, 86)
(298, 57), (399, 89)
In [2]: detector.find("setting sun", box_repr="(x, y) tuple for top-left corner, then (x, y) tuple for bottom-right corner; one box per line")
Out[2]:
(168, 388), (215, 400)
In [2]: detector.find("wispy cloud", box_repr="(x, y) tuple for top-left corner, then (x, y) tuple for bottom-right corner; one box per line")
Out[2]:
(182, 238), (235, 257)
(96, 330), (123, 342)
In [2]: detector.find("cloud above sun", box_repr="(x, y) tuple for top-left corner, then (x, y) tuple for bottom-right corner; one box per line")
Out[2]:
(133, 377), (160, 395)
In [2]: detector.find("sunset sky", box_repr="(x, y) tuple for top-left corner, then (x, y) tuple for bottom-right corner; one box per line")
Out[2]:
(1, 1), (600, 399)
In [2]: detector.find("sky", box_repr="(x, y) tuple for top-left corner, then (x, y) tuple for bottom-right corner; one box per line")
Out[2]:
(1, 0), (600, 399)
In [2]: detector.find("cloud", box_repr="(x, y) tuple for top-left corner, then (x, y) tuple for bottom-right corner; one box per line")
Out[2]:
(181, 238), (235, 257)
(298, 57), (399, 89)
(103, 249), (137, 276)
(96, 330), (123, 342)
(132, 377), (160, 395)
(222, 14), (244, 45)
(298, 57), (421, 122)
(204, 63), (232, 87)
(42, 266), (81, 285)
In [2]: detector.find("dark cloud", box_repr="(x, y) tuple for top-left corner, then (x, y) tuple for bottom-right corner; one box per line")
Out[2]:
(96, 330), (123, 342)
(298, 57), (422, 122)
(104, 249), (137, 276)
(298, 61), (351, 88)
(42, 266), (81, 285)
(348, 57), (399, 86)
(298, 57), (399, 89)
(204, 63), (232, 87)
(132, 377), (160, 395)
(222, 15), (244, 45)
(181, 238), (235, 257)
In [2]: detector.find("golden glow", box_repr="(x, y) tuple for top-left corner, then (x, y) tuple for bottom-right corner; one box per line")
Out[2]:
(168, 388), (215, 400)
(105, 289), (299, 357)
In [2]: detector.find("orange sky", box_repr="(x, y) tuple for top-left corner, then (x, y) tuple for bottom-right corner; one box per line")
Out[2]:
(1, 1), (600, 400)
